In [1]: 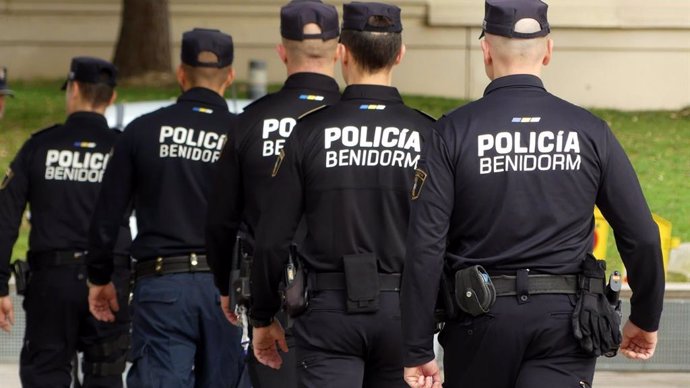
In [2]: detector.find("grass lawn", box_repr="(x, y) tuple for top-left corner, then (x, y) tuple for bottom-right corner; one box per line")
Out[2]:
(1, 80), (688, 280)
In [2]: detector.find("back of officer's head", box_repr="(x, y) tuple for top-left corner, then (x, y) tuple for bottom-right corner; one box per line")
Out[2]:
(339, 2), (403, 74)
(179, 28), (235, 92)
(62, 57), (117, 113)
(479, 0), (553, 79)
(279, 0), (339, 72)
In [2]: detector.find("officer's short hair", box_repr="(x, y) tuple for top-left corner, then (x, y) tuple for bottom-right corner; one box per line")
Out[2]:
(61, 56), (116, 106)
(181, 52), (232, 87)
(339, 15), (402, 73)
(340, 2), (403, 73)
(74, 71), (115, 107)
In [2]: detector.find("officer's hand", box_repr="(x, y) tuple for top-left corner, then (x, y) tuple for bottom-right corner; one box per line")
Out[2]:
(88, 282), (119, 322)
(252, 320), (288, 370)
(0, 296), (15, 333)
(403, 360), (442, 388)
(620, 320), (657, 360)
(220, 295), (239, 326)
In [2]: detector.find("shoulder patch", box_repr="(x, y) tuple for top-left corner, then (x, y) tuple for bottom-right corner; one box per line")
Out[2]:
(0, 167), (14, 190)
(411, 168), (427, 200)
(31, 124), (61, 138)
(298, 105), (330, 121)
(271, 148), (286, 177)
(414, 109), (437, 122)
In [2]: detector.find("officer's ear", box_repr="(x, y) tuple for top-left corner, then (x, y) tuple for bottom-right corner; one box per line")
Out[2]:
(225, 67), (236, 88)
(176, 65), (187, 89)
(276, 44), (288, 64)
(394, 43), (406, 66)
(542, 38), (554, 66)
(337, 43), (348, 66)
(108, 90), (117, 107)
(480, 39), (492, 67)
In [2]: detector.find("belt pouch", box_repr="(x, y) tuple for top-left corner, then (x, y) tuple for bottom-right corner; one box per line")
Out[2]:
(343, 253), (379, 314)
(454, 265), (496, 317)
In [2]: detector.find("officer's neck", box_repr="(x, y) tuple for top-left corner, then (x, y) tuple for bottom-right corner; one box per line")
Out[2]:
(489, 62), (543, 80)
(66, 102), (107, 116)
(345, 69), (393, 87)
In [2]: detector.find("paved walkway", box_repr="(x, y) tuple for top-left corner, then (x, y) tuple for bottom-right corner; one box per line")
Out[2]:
(0, 363), (688, 387)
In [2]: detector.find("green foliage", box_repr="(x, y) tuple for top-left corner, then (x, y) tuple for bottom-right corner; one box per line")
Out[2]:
(1, 82), (687, 276)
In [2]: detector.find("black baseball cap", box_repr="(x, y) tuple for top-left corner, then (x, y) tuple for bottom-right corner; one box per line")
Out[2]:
(342, 2), (402, 33)
(0, 67), (14, 97)
(480, 0), (550, 39)
(181, 28), (234, 68)
(281, 0), (340, 41)
(61, 57), (117, 90)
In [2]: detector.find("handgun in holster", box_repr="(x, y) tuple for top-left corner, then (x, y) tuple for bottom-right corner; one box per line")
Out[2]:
(11, 259), (31, 296)
(434, 268), (459, 328)
(230, 236), (253, 311)
(603, 270), (623, 357)
(280, 243), (308, 318)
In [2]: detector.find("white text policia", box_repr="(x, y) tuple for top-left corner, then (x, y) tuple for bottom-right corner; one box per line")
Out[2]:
(478, 130), (582, 174)
(324, 126), (422, 169)
(159, 126), (227, 163)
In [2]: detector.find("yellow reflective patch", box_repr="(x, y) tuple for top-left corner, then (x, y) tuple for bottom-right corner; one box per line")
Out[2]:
(271, 148), (286, 177)
(411, 168), (427, 200)
(0, 167), (14, 190)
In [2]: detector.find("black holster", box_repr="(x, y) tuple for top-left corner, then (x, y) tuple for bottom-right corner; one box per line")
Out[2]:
(280, 244), (309, 317)
(571, 254), (622, 357)
(11, 259), (30, 296)
(453, 265), (496, 317)
(343, 253), (379, 314)
(434, 267), (459, 324)
(230, 236), (253, 309)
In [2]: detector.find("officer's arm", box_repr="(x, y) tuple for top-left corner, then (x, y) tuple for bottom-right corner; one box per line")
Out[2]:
(87, 129), (136, 285)
(206, 125), (243, 296)
(402, 126), (455, 367)
(595, 121), (664, 332)
(0, 142), (31, 296)
(250, 130), (305, 322)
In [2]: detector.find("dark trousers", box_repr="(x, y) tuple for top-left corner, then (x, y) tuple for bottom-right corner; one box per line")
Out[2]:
(126, 272), (244, 388)
(247, 329), (298, 388)
(292, 290), (407, 388)
(439, 294), (597, 388)
(20, 264), (130, 388)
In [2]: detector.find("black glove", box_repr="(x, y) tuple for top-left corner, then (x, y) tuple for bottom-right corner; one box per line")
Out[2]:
(572, 256), (622, 357)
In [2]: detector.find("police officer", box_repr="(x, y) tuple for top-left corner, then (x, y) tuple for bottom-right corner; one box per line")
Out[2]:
(86, 29), (245, 387)
(249, 3), (433, 387)
(0, 66), (14, 119)
(0, 57), (132, 387)
(206, 1), (340, 386)
(401, 1), (665, 387)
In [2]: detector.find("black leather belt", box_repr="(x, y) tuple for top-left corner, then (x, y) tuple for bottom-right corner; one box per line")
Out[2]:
(309, 272), (401, 292)
(491, 274), (579, 296)
(28, 251), (129, 270)
(134, 253), (209, 280)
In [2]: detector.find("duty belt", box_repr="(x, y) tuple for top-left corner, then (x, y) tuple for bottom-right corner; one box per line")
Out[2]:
(28, 251), (129, 270)
(309, 272), (402, 292)
(491, 274), (579, 296)
(134, 253), (209, 280)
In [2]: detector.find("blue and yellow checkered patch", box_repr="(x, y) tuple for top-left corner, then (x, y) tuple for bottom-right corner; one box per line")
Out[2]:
(193, 107), (214, 114)
(299, 95), (325, 101)
(359, 104), (386, 110)
(511, 117), (541, 123)
(73, 141), (97, 149)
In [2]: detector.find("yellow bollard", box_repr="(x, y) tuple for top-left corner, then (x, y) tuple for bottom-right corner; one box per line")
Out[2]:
(593, 208), (609, 260)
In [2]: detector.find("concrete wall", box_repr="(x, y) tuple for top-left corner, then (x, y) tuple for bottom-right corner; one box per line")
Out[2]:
(0, 0), (688, 110)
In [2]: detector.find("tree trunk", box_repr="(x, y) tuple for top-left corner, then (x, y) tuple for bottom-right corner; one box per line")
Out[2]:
(113, 0), (172, 79)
